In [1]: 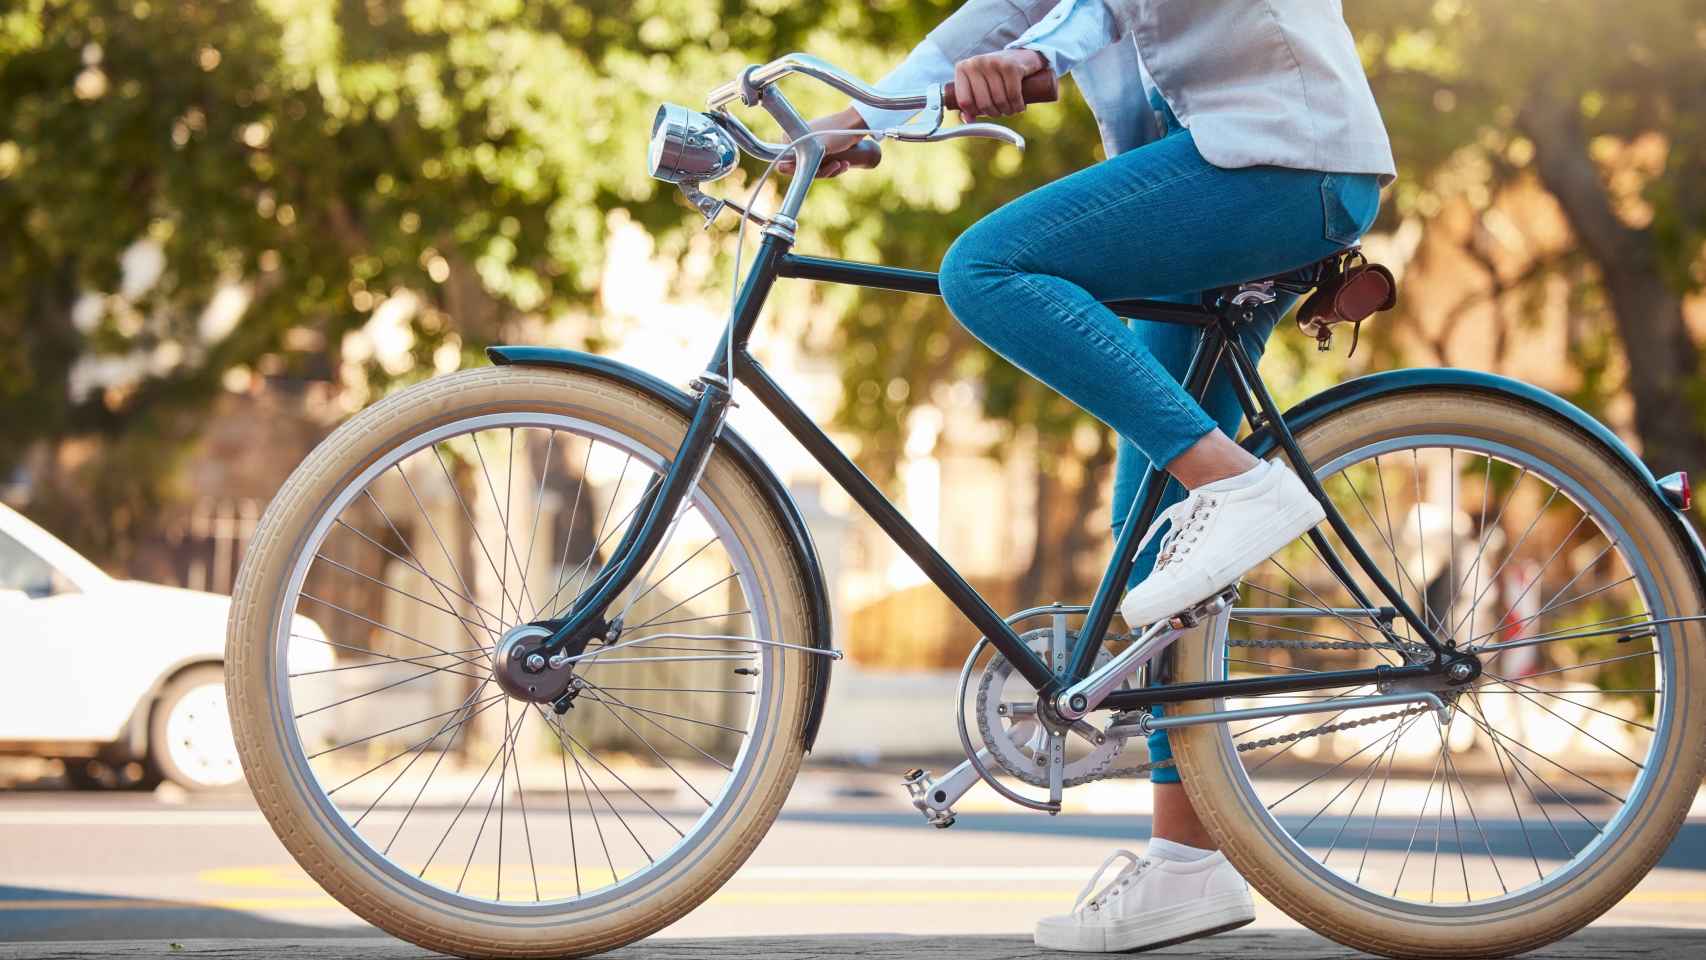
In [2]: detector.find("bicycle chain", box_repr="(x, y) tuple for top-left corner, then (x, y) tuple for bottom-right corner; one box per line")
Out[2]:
(1084, 633), (1430, 783)
(1230, 635), (1433, 656)
(1088, 704), (1432, 782)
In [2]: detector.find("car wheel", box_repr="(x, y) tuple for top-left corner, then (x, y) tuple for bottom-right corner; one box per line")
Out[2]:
(149, 665), (244, 791)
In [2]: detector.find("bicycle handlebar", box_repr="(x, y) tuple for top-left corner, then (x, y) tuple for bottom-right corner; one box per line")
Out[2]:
(942, 70), (1059, 112)
(710, 52), (1058, 122)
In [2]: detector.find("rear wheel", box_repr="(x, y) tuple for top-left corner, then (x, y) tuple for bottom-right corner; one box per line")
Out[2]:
(227, 366), (819, 958)
(1169, 388), (1706, 957)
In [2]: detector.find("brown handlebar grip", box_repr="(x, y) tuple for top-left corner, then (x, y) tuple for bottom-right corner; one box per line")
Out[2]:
(825, 138), (883, 170)
(942, 70), (1059, 113)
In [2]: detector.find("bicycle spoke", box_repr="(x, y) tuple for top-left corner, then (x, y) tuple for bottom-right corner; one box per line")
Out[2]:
(580, 684), (734, 771)
(583, 688), (714, 805)
(577, 684), (748, 736)
(339, 502), (505, 637)
(314, 553), (500, 645)
(1455, 706), (1615, 818)
(297, 591), (489, 678)
(296, 657), (488, 719)
(457, 703), (518, 894)
(1319, 713), (1420, 864)
(383, 687), (499, 853)
(393, 463), (507, 636)
(288, 637), (492, 676)
(309, 692), (506, 759)
(471, 429), (537, 622)
(432, 443), (525, 629)
(1391, 748), (1445, 897)
(518, 428), (556, 634)
(535, 709), (663, 858)
(1464, 689), (1573, 865)
(330, 694), (503, 798)
(1481, 672), (1655, 739)
(348, 683), (494, 828)
(1442, 727), (1506, 897)
(1442, 465), (1529, 643)
(539, 436), (596, 624)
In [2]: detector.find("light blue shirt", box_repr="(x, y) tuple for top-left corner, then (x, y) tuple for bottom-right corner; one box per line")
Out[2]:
(854, 0), (1133, 132)
(858, 0), (1396, 183)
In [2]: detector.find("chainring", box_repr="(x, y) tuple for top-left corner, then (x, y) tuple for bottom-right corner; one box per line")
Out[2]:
(973, 629), (1127, 787)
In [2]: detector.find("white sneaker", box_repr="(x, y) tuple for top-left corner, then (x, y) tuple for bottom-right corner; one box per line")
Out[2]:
(1119, 461), (1324, 627)
(1034, 849), (1256, 953)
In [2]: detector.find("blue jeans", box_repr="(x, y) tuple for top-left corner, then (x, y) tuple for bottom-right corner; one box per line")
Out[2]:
(939, 107), (1380, 782)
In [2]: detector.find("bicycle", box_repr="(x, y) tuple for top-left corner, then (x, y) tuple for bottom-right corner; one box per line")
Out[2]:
(226, 54), (1706, 959)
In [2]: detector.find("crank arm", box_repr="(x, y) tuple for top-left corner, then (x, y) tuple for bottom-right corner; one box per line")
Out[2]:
(1053, 588), (1237, 721)
(1000, 701), (1104, 744)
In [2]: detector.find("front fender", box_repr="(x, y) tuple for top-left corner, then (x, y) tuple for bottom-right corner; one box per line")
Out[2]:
(1247, 367), (1706, 590)
(486, 346), (836, 750)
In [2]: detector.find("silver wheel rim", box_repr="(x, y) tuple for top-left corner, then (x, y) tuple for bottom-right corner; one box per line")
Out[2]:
(1204, 434), (1674, 915)
(267, 411), (778, 915)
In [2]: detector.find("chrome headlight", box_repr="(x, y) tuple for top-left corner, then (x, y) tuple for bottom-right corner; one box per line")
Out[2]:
(648, 103), (739, 184)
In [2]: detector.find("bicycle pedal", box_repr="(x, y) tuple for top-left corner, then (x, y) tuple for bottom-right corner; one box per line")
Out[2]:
(900, 767), (959, 828)
(1169, 587), (1240, 629)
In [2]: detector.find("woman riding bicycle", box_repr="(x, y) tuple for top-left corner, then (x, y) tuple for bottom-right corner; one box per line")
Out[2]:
(801, 1), (1394, 951)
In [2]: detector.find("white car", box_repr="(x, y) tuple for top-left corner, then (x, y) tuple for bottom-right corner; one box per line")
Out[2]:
(0, 503), (330, 790)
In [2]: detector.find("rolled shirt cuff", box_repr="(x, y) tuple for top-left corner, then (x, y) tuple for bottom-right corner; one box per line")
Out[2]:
(850, 38), (956, 132)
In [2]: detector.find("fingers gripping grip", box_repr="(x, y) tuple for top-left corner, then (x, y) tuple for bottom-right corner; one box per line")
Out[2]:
(942, 70), (1059, 112)
(824, 138), (883, 170)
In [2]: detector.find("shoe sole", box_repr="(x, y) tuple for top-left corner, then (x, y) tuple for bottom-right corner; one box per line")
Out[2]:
(1034, 889), (1257, 953)
(1119, 492), (1325, 627)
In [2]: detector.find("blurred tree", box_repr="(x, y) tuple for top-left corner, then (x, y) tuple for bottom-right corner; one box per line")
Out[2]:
(5, 0), (1697, 594)
(0, 0), (919, 558)
(1350, 0), (1706, 475)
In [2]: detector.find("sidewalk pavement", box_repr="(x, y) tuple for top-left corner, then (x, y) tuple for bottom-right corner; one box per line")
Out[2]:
(4, 930), (1704, 959)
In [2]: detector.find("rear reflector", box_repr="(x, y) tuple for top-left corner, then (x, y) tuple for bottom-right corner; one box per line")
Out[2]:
(1658, 471), (1691, 510)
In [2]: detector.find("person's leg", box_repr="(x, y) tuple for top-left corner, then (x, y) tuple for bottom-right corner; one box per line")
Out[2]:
(936, 130), (1382, 953)
(1108, 295), (1292, 850)
(937, 130), (1349, 481)
(942, 129), (1378, 632)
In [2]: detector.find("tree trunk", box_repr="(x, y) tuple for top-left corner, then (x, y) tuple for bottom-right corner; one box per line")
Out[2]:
(1519, 90), (1706, 474)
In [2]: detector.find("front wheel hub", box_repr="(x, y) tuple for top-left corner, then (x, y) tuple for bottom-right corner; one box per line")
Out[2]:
(493, 624), (576, 703)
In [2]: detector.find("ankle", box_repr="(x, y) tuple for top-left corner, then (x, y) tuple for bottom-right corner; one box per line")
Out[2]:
(1165, 431), (1261, 489)
(1146, 837), (1216, 862)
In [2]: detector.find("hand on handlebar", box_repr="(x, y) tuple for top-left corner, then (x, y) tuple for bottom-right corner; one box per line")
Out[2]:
(951, 49), (1048, 121)
(775, 108), (878, 179)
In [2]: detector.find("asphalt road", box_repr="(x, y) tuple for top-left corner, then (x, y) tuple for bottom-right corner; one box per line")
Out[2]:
(1, 772), (1704, 957)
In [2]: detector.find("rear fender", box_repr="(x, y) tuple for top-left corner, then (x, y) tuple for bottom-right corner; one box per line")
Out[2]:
(1246, 368), (1706, 591)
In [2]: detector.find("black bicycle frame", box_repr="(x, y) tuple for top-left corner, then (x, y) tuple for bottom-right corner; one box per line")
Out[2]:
(541, 232), (1451, 707)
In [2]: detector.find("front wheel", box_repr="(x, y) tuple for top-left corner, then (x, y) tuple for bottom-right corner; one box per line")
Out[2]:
(227, 366), (819, 957)
(1169, 387), (1706, 958)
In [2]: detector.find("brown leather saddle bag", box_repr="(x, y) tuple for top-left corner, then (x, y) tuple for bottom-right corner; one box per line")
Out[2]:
(1296, 252), (1397, 355)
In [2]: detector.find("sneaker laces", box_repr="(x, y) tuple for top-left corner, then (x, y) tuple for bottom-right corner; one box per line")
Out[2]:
(1073, 849), (1151, 914)
(1137, 492), (1219, 574)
